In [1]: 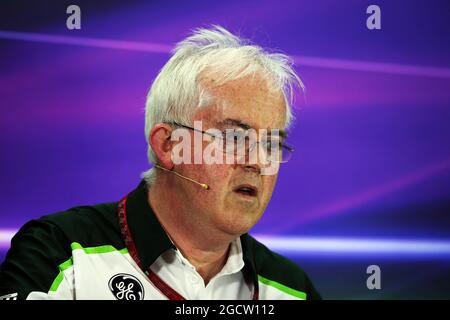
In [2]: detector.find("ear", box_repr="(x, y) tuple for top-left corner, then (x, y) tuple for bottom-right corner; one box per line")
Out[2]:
(149, 123), (174, 169)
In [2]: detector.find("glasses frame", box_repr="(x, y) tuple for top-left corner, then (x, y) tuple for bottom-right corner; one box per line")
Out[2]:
(165, 121), (295, 163)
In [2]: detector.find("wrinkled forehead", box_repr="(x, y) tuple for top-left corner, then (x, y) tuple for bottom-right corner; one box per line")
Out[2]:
(195, 72), (287, 132)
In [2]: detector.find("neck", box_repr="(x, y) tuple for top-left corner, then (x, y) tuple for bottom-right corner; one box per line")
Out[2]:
(147, 177), (233, 284)
(173, 237), (231, 285)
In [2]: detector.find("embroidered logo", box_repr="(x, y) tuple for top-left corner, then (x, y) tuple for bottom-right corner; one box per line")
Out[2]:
(108, 273), (144, 300)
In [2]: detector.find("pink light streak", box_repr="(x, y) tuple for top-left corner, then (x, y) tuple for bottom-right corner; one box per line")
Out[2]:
(0, 30), (172, 54)
(294, 55), (450, 79)
(269, 156), (450, 233)
(1, 30), (450, 78)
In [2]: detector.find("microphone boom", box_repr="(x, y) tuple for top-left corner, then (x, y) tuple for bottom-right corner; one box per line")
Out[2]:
(155, 165), (210, 190)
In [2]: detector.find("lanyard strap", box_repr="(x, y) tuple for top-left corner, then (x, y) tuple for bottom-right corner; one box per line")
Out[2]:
(117, 195), (185, 300)
(117, 194), (258, 300)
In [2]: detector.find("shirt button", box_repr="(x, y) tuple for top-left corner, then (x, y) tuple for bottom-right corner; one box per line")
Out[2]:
(190, 275), (199, 284)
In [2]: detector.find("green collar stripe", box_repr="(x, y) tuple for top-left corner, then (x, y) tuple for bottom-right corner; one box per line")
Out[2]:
(49, 243), (129, 292)
(49, 257), (73, 292)
(258, 274), (307, 299)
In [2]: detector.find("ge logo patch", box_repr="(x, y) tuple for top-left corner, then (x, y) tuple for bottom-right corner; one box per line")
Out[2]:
(108, 273), (144, 300)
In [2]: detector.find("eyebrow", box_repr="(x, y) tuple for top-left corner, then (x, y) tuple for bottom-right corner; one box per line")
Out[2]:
(218, 118), (287, 139)
(219, 118), (252, 130)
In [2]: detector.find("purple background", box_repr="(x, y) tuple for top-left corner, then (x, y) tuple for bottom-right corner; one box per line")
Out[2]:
(1, 0), (450, 299)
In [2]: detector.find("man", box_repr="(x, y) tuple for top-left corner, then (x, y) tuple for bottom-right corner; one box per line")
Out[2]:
(0, 26), (321, 300)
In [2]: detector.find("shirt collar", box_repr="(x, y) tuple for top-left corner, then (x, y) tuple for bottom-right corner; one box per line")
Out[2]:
(124, 179), (175, 270)
(220, 237), (245, 276)
(122, 179), (259, 285)
(172, 237), (245, 278)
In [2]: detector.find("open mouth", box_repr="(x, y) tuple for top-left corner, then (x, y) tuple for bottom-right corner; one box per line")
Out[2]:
(233, 184), (258, 197)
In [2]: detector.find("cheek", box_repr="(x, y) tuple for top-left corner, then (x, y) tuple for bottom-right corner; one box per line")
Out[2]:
(262, 175), (278, 198)
(205, 164), (232, 189)
(183, 163), (230, 195)
(198, 165), (233, 213)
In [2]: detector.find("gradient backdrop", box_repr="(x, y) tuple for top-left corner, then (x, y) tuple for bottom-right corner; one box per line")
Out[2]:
(1, 0), (449, 299)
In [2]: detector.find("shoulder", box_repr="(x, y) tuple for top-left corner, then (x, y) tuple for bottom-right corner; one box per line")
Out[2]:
(243, 234), (321, 300)
(8, 201), (124, 262)
(0, 202), (124, 299)
(38, 202), (122, 247)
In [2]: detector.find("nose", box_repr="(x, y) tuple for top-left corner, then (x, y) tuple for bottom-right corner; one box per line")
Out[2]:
(254, 142), (281, 176)
(243, 163), (261, 174)
(240, 142), (275, 174)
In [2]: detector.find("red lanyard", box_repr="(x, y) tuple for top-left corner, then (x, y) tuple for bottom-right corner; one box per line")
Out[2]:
(117, 194), (258, 300)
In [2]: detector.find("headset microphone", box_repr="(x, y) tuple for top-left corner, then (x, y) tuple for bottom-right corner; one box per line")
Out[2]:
(154, 165), (210, 190)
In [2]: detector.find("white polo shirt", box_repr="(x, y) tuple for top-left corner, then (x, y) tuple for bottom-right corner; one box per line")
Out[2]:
(151, 238), (252, 300)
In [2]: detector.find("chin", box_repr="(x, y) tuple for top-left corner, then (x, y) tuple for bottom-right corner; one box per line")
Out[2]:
(214, 212), (261, 236)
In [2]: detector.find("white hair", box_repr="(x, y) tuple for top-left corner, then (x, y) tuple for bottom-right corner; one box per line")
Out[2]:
(142, 25), (304, 185)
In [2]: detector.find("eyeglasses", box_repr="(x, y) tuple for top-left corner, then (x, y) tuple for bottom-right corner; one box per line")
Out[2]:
(166, 121), (295, 163)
